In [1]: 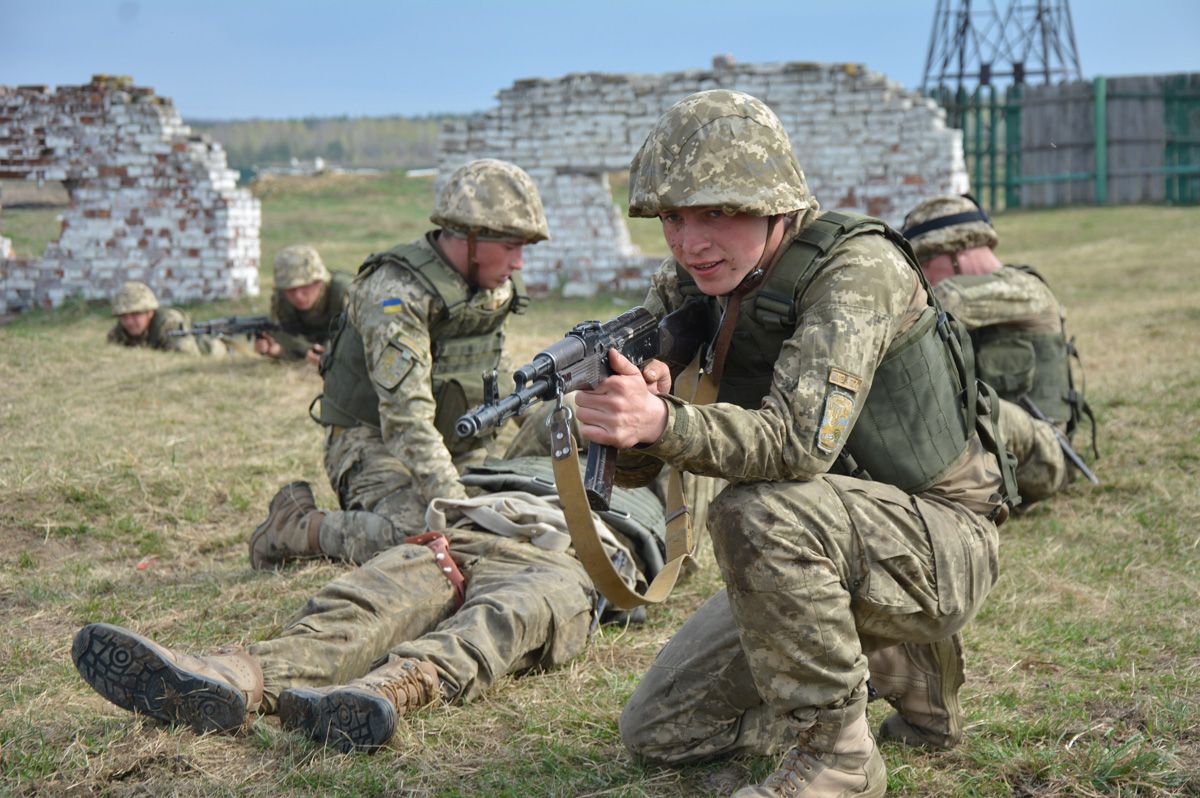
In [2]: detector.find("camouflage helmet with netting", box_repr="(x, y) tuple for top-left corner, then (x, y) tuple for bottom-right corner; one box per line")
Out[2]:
(274, 244), (330, 289)
(430, 158), (549, 243)
(111, 281), (159, 315)
(628, 89), (812, 218)
(901, 195), (999, 262)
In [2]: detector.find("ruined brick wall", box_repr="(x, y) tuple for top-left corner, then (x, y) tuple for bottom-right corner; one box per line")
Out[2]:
(439, 60), (968, 296)
(0, 75), (260, 314)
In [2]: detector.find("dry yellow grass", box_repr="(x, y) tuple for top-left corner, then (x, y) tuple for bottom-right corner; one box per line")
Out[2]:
(1, 184), (1198, 795)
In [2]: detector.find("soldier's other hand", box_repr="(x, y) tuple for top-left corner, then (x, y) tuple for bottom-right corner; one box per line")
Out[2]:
(639, 357), (671, 395)
(575, 349), (669, 449)
(305, 344), (326, 366)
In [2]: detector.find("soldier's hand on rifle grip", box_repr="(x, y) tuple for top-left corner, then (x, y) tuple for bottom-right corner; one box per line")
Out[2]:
(575, 349), (669, 449)
(255, 333), (282, 359)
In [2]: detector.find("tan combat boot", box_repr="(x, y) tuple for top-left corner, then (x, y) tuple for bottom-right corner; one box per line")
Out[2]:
(249, 481), (325, 569)
(277, 656), (441, 753)
(72, 623), (263, 734)
(868, 634), (964, 749)
(733, 693), (885, 798)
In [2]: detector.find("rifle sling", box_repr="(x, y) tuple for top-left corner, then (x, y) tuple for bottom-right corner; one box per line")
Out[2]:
(552, 406), (691, 610)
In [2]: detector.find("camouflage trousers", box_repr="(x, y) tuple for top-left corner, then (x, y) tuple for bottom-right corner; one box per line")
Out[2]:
(319, 426), (488, 564)
(997, 398), (1069, 504)
(620, 474), (998, 764)
(249, 528), (595, 713)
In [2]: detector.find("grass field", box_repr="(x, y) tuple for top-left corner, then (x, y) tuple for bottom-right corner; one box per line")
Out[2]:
(1, 171), (1198, 797)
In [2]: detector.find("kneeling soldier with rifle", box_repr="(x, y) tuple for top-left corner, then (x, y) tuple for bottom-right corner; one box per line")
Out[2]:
(250, 159), (550, 569)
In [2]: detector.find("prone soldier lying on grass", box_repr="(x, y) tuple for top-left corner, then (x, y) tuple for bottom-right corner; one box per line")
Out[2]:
(72, 455), (663, 753)
(106, 281), (228, 356)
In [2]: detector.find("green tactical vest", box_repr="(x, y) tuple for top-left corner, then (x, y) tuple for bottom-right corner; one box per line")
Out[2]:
(964, 264), (1080, 434)
(316, 240), (528, 456)
(678, 211), (985, 495)
(460, 456), (667, 580)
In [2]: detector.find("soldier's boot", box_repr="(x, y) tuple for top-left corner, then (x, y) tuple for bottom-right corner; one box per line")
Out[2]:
(249, 481), (325, 570)
(71, 622), (263, 734)
(277, 656), (441, 753)
(732, 692), (885, 798)
(868, 634), (965, 749)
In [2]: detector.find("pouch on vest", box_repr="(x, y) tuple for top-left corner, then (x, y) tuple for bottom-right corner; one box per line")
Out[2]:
(976, 339), (1037, 397)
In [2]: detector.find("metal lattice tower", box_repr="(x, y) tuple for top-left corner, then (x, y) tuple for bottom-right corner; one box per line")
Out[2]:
(921, 0), (1083, 94)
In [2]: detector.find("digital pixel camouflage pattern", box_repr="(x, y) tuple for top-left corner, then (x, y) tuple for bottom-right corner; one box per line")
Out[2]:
(430, 158), (550, 242)
(902, 195), (999, 262)
(248, 470), (654, 713)
(111, 281), (159, 315)
(106, 306), (224, 356)
(615, 90), (1004, 773)
(269, 271), (352, 360)
(273, 244), (331, 289)
(321, 234), (520, 554)
(628, 90), (812, 219)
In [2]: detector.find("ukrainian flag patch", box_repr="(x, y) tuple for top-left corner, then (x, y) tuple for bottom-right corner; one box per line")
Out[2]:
(381, 298), (404, 314)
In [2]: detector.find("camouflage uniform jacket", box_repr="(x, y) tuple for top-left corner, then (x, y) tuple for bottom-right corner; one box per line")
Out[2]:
(346, 233), (517, 505)
(106, 308), (209, 355)
(269, 272), (353, 359)
(620, 209), (1004, 516)
(931, 264), (1062, 335)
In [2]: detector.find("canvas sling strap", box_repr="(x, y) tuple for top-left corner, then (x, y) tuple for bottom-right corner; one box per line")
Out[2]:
(553, 405), (679, 609)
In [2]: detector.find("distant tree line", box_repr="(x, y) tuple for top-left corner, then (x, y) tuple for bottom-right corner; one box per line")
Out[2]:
(188, 114), (464, 173)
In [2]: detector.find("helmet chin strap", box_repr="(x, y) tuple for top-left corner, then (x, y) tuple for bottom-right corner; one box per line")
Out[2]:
(466, 232), (479, 287)
(734, 213), (785, 296)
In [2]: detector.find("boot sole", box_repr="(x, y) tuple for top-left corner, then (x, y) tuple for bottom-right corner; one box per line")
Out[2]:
(277, 686), (324, 733)
(72, 623), (247, 734)
(307, 688), (397, 754)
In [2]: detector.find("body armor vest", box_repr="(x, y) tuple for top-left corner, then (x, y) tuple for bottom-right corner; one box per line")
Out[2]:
(317, 241), (528, 455)
(965, 264), (1084, 436)
(678, 211), (985, 495)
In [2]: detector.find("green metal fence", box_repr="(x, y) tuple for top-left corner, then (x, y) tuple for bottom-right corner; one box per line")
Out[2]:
(931, 74), (1200, 213)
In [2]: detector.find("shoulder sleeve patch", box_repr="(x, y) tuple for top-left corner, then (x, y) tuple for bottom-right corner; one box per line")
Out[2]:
(381, 298), (404, 314)
(816, 388), (856, 454)
(372, 341), (418, 392)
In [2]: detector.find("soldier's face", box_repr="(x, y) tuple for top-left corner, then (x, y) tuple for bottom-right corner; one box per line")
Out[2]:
(118, 310), (154, 337)
(659, 208), (773, 296)
(472, 239), (526, 290)
(284, 280), (325, 311)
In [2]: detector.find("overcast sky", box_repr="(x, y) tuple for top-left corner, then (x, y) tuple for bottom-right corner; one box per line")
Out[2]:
(4, 0), (1198, 120)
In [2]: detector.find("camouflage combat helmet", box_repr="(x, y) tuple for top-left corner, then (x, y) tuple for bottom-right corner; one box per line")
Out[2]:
(628, 89), (811, 218)
(901, 195), (999, 263)
(274, 244), (330, 289)
(111, 281), (159, 315)
(430, 158), (549, 243)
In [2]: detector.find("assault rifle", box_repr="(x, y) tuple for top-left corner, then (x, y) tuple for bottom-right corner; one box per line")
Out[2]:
(168, 315), (296, 339)
(456, 302), (709, 511)
(1018, 394), (1100, 485)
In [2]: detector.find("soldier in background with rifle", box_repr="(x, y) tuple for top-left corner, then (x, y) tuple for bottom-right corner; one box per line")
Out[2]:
(106, 280), (228, 356)
(254, 244), (352, 366)
(901, 195), (1099, 500)
(249, 158), (550, 569)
